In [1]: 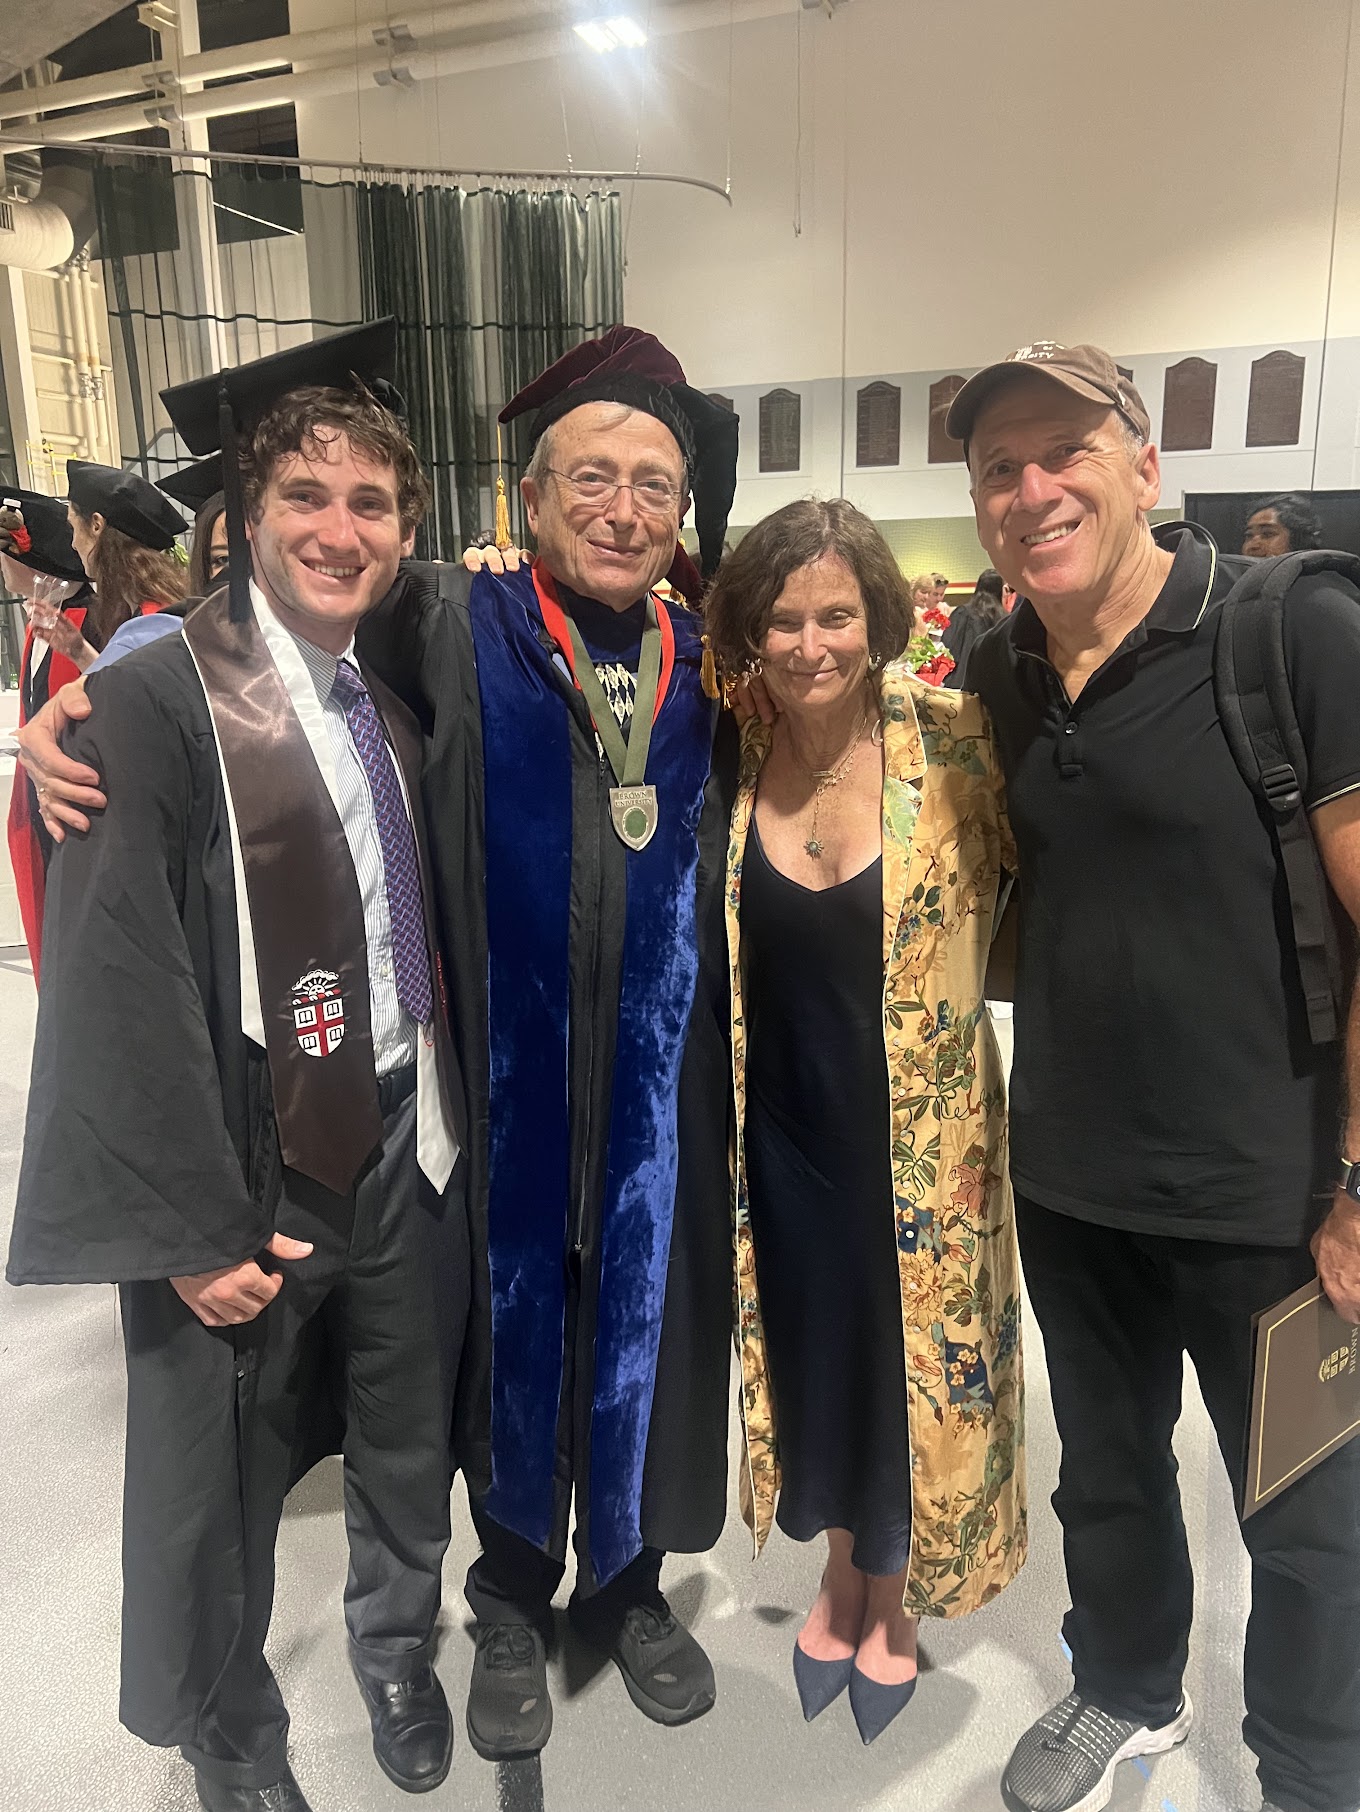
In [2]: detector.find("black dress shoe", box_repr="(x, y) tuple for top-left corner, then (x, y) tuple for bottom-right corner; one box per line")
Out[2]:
(573, 1595), (716, 1726)
(194, 1764), (313, 1811)
(466, 1621), (552, 1761)
(353, 1662), (454, 1793)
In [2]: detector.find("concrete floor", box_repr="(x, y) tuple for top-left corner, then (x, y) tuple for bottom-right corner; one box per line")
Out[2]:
(0, 952), (1263, 1812)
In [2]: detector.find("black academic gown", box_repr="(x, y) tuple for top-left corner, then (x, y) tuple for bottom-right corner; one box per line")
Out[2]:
(6, 622), (469, 1745)
(359, 565), (736, 1586)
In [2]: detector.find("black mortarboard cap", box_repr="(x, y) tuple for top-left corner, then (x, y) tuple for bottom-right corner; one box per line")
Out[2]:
(161, 319), (402, 455)
(158, 452), (224, 512)
(159, 318), (405, 622)
(499, 327), (739, 591)
(65, 460), (188, 552)
(0, 486), (87, 582)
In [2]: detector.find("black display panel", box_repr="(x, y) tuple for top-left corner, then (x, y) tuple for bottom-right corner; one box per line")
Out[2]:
(1183, 489), (1360, 559)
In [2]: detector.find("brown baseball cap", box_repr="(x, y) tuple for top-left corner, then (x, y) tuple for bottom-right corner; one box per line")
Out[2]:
(944, 341), (1151, 450)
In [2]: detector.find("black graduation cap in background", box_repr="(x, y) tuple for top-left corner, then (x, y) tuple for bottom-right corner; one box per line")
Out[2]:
(157, 452), (224, 514)
(65, 460), (188, 552)
(159, 319), (404, 622)
(0, 486), (88, 583)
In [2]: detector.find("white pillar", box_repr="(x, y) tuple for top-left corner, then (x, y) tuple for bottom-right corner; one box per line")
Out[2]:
(0, 267), (49, 488)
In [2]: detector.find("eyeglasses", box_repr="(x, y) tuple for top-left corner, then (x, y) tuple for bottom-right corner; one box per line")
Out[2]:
(545, 467), (683, 515)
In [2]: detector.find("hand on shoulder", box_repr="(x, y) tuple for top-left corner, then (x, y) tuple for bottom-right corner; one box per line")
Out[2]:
(15, 677), (102, 841)
(461, 541), (529, 576)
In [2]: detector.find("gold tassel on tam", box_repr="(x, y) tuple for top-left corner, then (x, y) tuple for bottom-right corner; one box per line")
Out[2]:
(494, 423), (513, 550)
(700, 633), (720, 700)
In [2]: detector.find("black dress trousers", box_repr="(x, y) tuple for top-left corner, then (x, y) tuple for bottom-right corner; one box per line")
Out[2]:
(1017, 1196), (1360, 1812)
(117, 1091), (466, 1791)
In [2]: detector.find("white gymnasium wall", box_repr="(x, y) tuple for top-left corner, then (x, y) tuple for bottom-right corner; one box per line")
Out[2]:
(282, 0), (1360, 529)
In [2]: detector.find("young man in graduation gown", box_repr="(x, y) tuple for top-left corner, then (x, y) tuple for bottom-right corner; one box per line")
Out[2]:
(356, 328), (740, 1762)
(15, 325), (742, 1767)
(7, 325), (468, 1812)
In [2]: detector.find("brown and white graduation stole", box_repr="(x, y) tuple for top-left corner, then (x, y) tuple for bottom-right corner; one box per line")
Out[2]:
(184, 589), (382, 1196)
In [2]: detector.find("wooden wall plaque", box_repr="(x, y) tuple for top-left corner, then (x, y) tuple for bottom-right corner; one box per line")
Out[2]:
(1246, 351), (1305, 448)
(706, 393), (735, 412)
(928, 375), (967, 465)
(856, 381), (901, 467)
(1161, 357), (1217, 451)
(759, 388), (801, 473)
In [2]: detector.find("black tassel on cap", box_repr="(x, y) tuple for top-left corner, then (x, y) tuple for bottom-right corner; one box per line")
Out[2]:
(218, 379), (251, 624)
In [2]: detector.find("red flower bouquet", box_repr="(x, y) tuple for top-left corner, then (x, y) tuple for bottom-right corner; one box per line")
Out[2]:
(904, 632), (955, 687)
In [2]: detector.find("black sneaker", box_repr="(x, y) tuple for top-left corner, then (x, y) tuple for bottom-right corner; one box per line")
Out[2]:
(465, 1622), (553, 1762)
(1002, 1690), (1193, 1812)
(576, 1597), (716, 1727)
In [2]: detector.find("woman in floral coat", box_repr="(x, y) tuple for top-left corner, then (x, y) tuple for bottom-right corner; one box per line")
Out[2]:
(706, 500), (1025, 1745)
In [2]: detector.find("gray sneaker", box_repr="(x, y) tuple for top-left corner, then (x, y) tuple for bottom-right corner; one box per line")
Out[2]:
(1002, 1690), (1194, 1812)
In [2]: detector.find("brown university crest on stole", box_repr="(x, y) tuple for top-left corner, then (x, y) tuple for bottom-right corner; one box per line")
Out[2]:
(291, 966), (346, 1057)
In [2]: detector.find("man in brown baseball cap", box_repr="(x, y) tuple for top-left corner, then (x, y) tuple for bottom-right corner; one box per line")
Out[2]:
(960, 342), (1360, 1812)
(944, 340), (1151, 450)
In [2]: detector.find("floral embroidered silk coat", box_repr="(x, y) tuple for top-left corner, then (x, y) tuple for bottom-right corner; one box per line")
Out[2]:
(726, 664), (1026, 1617)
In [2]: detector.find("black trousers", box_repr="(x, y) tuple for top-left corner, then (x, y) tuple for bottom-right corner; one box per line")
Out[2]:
(117, 1093), (465, 1791)
(464, 1498), (663, 1646)
(1017, 1196), (1360, 1812)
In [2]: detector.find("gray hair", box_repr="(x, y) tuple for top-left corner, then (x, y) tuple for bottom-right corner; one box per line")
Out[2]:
(523, 421), (557, 489)
(522, 401), (689, 492)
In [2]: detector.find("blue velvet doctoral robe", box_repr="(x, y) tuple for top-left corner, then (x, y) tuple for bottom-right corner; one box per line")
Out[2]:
(357, 563), (736, 1590)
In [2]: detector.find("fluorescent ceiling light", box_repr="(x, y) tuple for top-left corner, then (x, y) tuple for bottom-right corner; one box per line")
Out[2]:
(574, 14), (648, 52)
(605, 15), (648, 46)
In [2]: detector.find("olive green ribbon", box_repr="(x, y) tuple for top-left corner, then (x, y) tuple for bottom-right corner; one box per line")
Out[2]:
(561, 600), (662, 787)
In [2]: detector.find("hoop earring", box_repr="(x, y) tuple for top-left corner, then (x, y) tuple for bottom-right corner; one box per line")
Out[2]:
(868, 653), (884, 671)
(746, 657), (764, 678)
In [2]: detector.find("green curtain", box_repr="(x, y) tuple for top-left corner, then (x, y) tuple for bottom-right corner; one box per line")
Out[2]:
(87, 147), (623, 557)
(355, 180), (623, 555)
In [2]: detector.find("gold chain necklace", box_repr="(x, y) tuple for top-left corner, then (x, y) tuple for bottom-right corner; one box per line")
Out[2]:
(788, 699), (873, 860)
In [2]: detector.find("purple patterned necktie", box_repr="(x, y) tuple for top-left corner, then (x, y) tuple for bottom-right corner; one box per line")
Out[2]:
(330, 659), (433, 1026)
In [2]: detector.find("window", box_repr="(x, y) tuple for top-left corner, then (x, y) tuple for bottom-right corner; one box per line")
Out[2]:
(207, 107), (303, 244)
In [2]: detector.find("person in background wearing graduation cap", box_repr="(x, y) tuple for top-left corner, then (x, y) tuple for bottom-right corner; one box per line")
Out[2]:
(62, 458), (188, 666)
(2, 487), (95, 978)
(16, 322), (742, 1770)
(7, 324), (469, 1812)
(67, 454), (236, 678)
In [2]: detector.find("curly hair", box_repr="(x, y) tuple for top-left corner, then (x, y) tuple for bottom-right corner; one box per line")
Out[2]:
(240, 383), (430, 534)
(704, 498), (915, 670)
(75, 516), (187, 647)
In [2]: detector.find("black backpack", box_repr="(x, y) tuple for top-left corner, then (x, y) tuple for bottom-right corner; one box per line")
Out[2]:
(1213, 544), (1360, 1046)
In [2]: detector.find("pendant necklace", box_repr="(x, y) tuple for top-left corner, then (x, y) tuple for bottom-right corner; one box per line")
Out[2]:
(791, 697), (875, 859)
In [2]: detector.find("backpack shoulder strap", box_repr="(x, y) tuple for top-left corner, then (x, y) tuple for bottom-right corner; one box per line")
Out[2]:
(1213, 549), (1360, 1045)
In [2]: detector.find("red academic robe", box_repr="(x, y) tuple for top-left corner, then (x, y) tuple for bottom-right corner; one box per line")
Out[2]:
(6, 603), (161, 984)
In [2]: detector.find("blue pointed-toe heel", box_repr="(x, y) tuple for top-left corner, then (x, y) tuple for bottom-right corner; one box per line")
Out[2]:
(848, 1665), (917, 1744)
(792, 1641), (855, 1722)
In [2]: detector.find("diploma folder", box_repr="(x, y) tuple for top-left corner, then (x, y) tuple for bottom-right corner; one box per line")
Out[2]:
(1243, 1279), (1360, 1517)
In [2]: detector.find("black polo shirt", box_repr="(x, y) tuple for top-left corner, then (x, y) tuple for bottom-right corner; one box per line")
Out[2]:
(970, 526), (1360, 1245)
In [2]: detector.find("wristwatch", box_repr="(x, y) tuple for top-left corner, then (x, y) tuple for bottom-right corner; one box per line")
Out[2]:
(1340, 1158), (1360, 1203)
